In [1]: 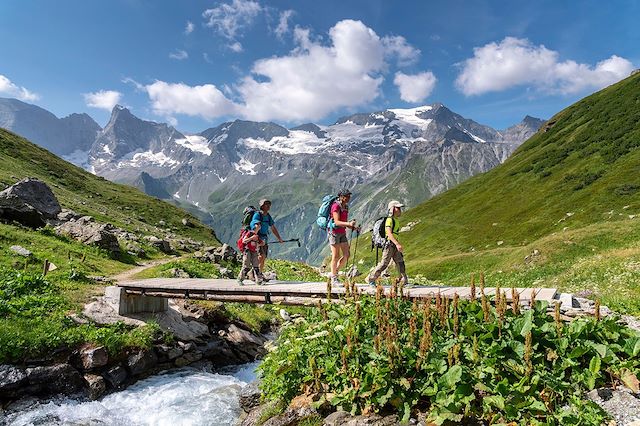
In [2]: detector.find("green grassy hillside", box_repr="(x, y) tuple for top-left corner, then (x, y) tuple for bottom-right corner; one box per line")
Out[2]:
(357, 73), (640, 313)
(0, 129), (222, 362)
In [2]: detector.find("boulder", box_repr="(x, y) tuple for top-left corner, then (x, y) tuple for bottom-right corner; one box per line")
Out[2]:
(10, 245), (32, 257)
(181, 218), (193, 227)
(262, 406), (318, 426)
(223, 324), (267, 360)
(84, 374), (106, 400)
(77, 345), (109, 370)
(215, 244), (238, 262)
(0, 178), (62, 227)
(126, 350), (158, 376)
(57, 209), (81, 222)
(198, 339), (238, 366)
(174, 351), (203, 367)
(103, 365), (128, 388)
(239, 381), (262, 412)
(144, 236), (172, 253)
(0, 365), (28, 398)
(55, 216), (121, 255)
(25, 364), (84, 396)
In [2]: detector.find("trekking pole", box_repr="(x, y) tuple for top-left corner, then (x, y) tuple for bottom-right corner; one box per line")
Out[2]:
(272, 238), (301, 247)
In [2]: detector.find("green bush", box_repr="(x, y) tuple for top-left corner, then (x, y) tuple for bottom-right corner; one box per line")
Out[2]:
(260, 284), (640, 424)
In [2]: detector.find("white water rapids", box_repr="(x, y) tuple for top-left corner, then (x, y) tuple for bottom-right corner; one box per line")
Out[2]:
(2, 362), (259, 426)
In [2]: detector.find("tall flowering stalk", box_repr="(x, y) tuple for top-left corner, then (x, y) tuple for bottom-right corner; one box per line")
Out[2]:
(554, 301), (562, 336)
(511, 287), (520, 315)
(470, 274), (476, 301)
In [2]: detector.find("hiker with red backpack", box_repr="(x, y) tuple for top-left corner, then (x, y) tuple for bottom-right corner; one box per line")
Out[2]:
(250, 199), (284, 277)
(367, 200), (409, 287)
(327, 189), (360, 287)
(237, 224), (265, 285)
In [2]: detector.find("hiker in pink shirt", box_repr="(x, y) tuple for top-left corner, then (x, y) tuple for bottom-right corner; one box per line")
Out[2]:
(328, 189), (359, 286)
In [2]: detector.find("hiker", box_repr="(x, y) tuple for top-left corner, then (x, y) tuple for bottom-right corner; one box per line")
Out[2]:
(237, 224), (265, 285)
(367, 200), (409, 286)
(250, 199), (284, 276)
(328, 189), (360, 286)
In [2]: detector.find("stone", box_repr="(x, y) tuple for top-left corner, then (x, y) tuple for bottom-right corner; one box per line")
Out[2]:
(215, 244), (237, 262)
(84, 374), (106, 400)
(223, 324), (267, 360)
(0, 178), (62, 227)
(178, 341), (197, 352)
(77, 345), (108, 370)
(557, 293), (575, 312)
(174, 351), (203, 367)
(55, 216), (121, 255)
(127, 350), (158, 376)
(57, 209), (80, 222)
(144, 236), (172, 253)
(0, 365), (28, 397)
(324, 411), (353, 426)
(25, 364), (84, 396)
(239, 382), (261, 412)
(262, 406), (318, 426)
(198, 340), (238, 365)
(181, 218), (193, 227)
(167, 347), (184, 360)
(10, 245), (32, 257)
(170, 268), (190, 278)
(103, 365), (128, 388)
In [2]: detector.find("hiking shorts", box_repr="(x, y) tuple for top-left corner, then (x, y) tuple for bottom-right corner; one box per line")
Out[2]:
(328, 233), (348, 245)
(258, 244), (268, 258)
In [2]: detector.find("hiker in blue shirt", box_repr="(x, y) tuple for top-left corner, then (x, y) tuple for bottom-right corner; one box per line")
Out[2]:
(250, 199), (284, 276)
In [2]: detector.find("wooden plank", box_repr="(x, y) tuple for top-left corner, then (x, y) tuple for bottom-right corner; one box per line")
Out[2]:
(535, 288), (557, 302)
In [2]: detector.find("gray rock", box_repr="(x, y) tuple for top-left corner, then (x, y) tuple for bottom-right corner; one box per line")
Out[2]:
(262, 406), (318, 426)
(55, 216), (121, 255)
(10, 245), (32, 257)
(77, 345), (108, 370)
(126, 350), (158, 376)
(181, 218), (193, 227)
(84, 374), (106, 400)
(198, 339), (238, 365)
(103, 365), (128, 388)
(215, 244), (237, 262)
(174, 351), (203, 367)
(170, 268), (190, 278)
(0, 178), (62, 227)
(25, 364), (84, 396)
(57, 209), (80, 222)
(0, 365), (28, 397)
(556, 293), (575, 312)
(144, 236), (172, 253)
(324, 411), (353, 426)
(239, 381), (262, 412)
(587, 388), (640, 425)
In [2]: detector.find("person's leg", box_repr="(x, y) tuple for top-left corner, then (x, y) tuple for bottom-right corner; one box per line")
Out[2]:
(330, 242), (340, 278)
(336, 241), (350, 272)
(393, 250), (408, 285)
(238, 251), (251, 284)
(367, 244), (394, 283)
(251, 252), (263, 284)
(258, 245), (268, 273)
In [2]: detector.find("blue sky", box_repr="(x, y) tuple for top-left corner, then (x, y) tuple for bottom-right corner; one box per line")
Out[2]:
(1, 0), (638, 132)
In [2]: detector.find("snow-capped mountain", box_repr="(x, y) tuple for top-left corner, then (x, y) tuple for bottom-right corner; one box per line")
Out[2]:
(0, 98), (544, 262)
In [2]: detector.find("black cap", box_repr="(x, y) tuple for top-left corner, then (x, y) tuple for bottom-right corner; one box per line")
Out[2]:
(337, 188), (352, 196)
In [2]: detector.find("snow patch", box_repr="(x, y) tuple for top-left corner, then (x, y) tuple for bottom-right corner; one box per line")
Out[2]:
(233, 158), (259, 175)
(175, 135), (212, 155)
(62, 150), (91, 170)
(240, 130), (333, 155)
(116, 150), (180, 168)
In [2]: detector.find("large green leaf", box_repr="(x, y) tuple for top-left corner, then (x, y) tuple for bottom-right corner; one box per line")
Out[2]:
(438, 365), (463, 389)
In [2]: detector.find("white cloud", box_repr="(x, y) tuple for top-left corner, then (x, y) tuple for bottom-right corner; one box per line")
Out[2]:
(185, 21), (194, 35)
(143, 81), (238, 120)
(0, 74), (39, 102)
(382, 35), (421, 66)
(83, 90), (122, 110)
(229, 41), (243, 53)
(237, 19), (386, 122)
(141, 19), (426, 123)
(169, 49), (189, 60)
(394, 71), (437, 103)
(456, 37), (634, 96)
(203, 0), (261, 51)
(275, 10), (294, 39)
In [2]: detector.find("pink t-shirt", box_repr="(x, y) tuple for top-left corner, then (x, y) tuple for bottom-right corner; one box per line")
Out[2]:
(330, 202), (348, 234)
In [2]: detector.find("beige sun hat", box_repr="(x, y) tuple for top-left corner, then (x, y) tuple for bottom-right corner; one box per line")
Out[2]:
(388, 200), (405, 212)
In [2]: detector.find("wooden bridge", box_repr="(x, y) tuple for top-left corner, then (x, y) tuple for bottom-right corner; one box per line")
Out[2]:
(112, 278), (557, 314)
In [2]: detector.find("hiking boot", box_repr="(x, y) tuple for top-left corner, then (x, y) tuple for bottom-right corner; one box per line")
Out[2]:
(237, 277), (244, 286)
(331, 276), (342, 287)
(256, 279), (265, 286)
(368, 281), (377, 287)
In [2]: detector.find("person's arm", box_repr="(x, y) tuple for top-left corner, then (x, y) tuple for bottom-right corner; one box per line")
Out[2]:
(331, 207), (356, 229)
(386, 222), (402, 252)
(243, 233), (259, 243)
(271, 224), (284, 243)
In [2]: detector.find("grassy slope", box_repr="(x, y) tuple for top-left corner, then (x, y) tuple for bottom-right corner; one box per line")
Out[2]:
(357, 74), (640, 313)
(0, 129), (221, 362)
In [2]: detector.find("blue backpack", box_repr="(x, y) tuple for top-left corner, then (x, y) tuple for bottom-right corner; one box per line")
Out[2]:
(316, 195), (338, 230)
